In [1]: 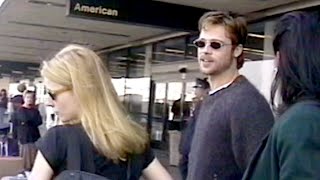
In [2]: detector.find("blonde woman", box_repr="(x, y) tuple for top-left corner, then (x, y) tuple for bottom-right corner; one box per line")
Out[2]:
(29, 45), (172, 180)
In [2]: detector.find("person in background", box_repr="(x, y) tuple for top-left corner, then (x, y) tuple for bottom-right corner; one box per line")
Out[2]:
(171, 95), (190, 131)
(0, 89), (8, 123)
(29, 45), (172, 180)
(10, 83), (27, 113)
(191, 78), (210, 112)
(242, 11), (320, 180)
(187, 11), (274, 180)
(11, 90), (42, 171)
(179, 78), (210, 180)
(7, 83), (27, 124)
(12, 83), (27, 105)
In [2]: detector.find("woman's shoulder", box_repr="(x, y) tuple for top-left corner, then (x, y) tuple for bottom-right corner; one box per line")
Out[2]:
(48, 124), (82, 133)
(35, 125), (88, 170)
(39, 124), (83, 144)
(279, 100), (320, 124)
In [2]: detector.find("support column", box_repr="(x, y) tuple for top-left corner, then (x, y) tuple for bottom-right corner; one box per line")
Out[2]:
(263, 20), (276, 60)
(144, 45), (153, 77)
(262, 20), (276, 103)
(145, 44), (154, 137)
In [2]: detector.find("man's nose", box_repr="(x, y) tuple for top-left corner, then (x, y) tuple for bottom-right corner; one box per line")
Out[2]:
(200, 42), (212, 55)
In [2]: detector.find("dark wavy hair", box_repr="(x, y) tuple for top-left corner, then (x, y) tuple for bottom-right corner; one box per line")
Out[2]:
(271, 11), (320, 114)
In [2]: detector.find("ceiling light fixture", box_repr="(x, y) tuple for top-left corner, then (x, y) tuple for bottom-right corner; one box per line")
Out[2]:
(165, 48), (185, 54)
(248, 33), (272, 39)
(115, 56), (130, 60)
(243, 48), (265, 54)
(12, 71), (23, 74)
(27, 0), (65, 7)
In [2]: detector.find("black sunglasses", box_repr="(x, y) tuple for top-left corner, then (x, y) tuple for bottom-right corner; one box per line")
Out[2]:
(193, 39), (233, 50)
(47, 88), (71, 100)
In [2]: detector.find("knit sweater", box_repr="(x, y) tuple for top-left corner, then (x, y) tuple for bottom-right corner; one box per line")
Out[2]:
(187, 76), (274, 180)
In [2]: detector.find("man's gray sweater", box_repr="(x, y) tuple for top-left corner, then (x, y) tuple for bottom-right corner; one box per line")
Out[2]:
(187, 76), (274, 180)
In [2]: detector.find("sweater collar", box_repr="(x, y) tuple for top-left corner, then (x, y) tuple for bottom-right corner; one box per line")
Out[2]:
(209, 75), (245, 95)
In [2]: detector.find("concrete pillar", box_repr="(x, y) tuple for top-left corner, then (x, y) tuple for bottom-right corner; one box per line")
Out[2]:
(263, 20), (276, 60)
(144, 45), (153, 77)
(261, 20), (276, 103)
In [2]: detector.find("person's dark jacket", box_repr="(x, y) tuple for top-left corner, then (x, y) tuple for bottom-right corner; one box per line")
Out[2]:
(242, 100), (320, 180)
(171, 99), (190, 120)
(12, 106), (42, 144)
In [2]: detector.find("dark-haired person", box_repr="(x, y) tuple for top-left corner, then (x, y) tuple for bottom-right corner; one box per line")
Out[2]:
(8, 83), (27, 124)
(12, 83), (27, 106)
(11, 90), (42, 171)
(187, 11), (274, 180)
(242, 11), (320, 180)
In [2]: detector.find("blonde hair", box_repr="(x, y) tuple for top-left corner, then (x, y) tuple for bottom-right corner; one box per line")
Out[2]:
(41, 44), (149, 162)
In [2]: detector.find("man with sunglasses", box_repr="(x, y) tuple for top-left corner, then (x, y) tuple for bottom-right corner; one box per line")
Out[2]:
(187, 11), (274, 180)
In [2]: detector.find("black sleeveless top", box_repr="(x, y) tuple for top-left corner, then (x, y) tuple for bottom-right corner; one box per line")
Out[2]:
(36, 124), (154, 180)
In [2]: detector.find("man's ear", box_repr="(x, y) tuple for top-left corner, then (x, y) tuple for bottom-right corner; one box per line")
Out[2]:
(276, 51), (280, 61)
(274, 51), (280, 67)
(233, 44), (243, 58)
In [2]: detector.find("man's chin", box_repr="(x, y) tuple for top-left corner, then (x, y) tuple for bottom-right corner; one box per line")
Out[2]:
(200, 68), (215, 75)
